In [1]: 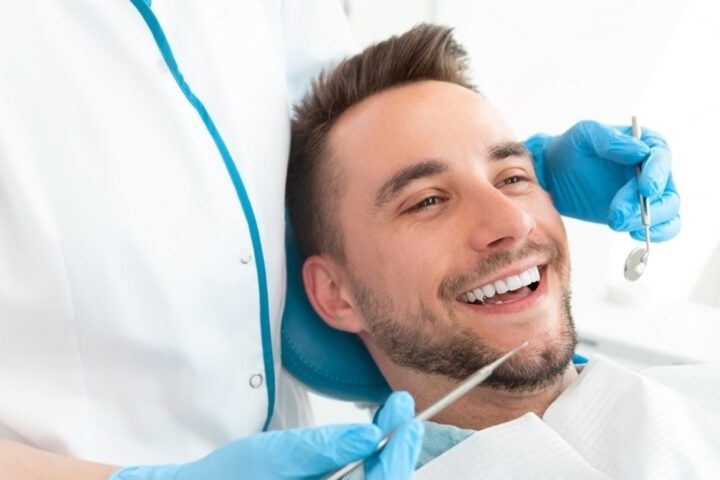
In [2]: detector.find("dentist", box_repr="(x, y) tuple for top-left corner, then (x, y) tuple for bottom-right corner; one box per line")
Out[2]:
(0, 1), (679, 479)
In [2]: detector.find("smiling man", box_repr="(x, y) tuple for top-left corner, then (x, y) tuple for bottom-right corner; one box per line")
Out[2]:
(286, 24), (720, 478)
(289, 23), (578, 427)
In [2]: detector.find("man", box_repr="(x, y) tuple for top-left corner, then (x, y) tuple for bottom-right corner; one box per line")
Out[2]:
(287, 24), (715, 478)
(0, 2), (679, 479)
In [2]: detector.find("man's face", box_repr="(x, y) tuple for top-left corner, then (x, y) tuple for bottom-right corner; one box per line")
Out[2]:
(326, 80), (576, 390)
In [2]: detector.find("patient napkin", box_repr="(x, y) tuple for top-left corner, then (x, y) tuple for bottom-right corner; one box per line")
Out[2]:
(416, 355), (720, 479)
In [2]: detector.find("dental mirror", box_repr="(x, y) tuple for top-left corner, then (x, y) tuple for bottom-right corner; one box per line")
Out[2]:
(623, 116), (651, 282)
(624, 246), (648, 281)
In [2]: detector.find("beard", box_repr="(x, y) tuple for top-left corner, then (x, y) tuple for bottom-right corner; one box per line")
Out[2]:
(350, 240), (577, 392)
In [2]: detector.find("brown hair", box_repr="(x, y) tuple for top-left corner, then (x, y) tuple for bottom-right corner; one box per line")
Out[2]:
(286, 23), (477, 260)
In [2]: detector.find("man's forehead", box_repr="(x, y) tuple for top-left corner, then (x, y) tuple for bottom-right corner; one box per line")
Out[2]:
(331, 80), (497, 142)
(328, 81), (518, 189)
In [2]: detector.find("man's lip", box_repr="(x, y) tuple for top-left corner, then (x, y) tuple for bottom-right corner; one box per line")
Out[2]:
(455, 258), (548, 300)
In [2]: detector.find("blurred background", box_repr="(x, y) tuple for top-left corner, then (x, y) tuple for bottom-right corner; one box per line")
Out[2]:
(308, 0), (720, 425)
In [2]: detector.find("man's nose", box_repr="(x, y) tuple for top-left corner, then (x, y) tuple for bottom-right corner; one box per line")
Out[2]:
(466, 188), (536, 252)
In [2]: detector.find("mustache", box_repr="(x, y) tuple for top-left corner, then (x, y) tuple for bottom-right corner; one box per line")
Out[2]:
(438, 240), (564, 301)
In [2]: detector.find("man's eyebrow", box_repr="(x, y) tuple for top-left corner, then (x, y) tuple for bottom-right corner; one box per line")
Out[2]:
(374, 159), (448, 208)
(372, 143), (529, 209)
(488, 141), (532, 162)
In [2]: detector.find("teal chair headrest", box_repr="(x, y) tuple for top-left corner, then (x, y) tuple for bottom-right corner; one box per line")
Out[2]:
(281, 226), (392, 403)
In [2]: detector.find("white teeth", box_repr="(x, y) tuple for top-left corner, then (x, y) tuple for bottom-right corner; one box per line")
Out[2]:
(530, 266), (540, 282)
(461, 265), (542, 303)
(506, 275), (522, 291)
(494, 279), (509, 294)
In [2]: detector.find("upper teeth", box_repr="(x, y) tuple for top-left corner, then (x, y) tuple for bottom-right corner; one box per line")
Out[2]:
(461, 266), (540, 304)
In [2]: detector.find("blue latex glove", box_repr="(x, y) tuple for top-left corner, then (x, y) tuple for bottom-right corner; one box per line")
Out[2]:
(364, 391), (425, 479)
(109, 391), (423, 480)
(525, 120), (680, 242)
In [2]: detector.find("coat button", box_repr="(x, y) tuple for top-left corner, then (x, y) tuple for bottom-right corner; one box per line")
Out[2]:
(249, 374), (264, 388)
(240, 252), (253, 264)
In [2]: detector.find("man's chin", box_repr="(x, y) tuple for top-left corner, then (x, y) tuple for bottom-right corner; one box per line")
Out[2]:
(478, 339), (576, 392)
(477, 296), (577, 391)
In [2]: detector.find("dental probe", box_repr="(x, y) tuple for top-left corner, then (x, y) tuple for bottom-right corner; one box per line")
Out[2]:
(324, 340), (530, 480)
(623, 116), (651, 281)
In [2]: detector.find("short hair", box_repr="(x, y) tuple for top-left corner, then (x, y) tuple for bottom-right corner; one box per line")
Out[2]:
(286, 23), (477, 260)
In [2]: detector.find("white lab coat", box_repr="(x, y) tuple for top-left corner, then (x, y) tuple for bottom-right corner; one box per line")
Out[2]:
(0, 0), (356, 465)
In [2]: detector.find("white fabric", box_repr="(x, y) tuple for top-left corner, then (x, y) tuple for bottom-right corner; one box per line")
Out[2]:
(0, 0), (355, 465)
(417, 355), (720, 479)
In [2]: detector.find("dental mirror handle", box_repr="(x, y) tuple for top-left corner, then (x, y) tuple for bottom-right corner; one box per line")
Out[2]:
(632, 116), (651, 257)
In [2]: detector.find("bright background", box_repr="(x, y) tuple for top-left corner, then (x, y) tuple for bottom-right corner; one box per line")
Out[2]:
(308, 0), (720, 425)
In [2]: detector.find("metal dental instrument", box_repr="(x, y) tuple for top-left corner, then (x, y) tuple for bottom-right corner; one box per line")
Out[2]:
(624, 115), (651, 281)
(324, 340), (530, 480)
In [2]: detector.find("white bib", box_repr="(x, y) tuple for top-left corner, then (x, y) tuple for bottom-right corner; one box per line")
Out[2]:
(417, 356), (720, 479)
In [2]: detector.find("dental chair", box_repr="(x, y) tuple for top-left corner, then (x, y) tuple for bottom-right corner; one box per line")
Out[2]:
(282, 227), (587, 403)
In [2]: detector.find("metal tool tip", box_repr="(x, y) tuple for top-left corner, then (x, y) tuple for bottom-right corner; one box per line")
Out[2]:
(497, 340), (530, 362)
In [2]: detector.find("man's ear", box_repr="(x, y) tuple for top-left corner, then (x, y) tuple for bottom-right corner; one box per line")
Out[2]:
(302, 255), (365, 334)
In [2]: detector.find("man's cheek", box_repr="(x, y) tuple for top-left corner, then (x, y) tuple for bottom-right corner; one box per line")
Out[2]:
(531, 199), (566, 236)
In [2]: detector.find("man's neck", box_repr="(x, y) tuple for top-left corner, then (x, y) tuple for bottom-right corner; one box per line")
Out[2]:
(385, 362), (578, 431)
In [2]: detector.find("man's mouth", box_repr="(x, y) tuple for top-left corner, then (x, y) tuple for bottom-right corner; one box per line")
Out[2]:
(457, 265), (543, 306)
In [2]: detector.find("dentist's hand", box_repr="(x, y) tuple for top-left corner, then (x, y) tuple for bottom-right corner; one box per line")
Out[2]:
(525, 120), (680, 242)
(364, 391), (424, 480)
(109, 391), (423, 480)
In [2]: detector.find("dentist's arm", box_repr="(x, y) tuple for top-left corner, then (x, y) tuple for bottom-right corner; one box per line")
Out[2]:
(1, 428), (393, 480)
(111, 392), (422, 480)
(0, 438), (117, 480)
(526, 120), (680, 242)
(0, 393), (422, 480)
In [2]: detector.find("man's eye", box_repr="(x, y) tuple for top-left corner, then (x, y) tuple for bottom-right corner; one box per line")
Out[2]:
(408, 195), (444, 212)
(498, 175), (532, 190)
(503, 175), (526, 185)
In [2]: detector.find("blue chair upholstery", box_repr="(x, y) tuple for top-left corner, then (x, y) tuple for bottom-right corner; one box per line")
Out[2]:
(281, 225), (392, 403)
(281, 225), (588, 403)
